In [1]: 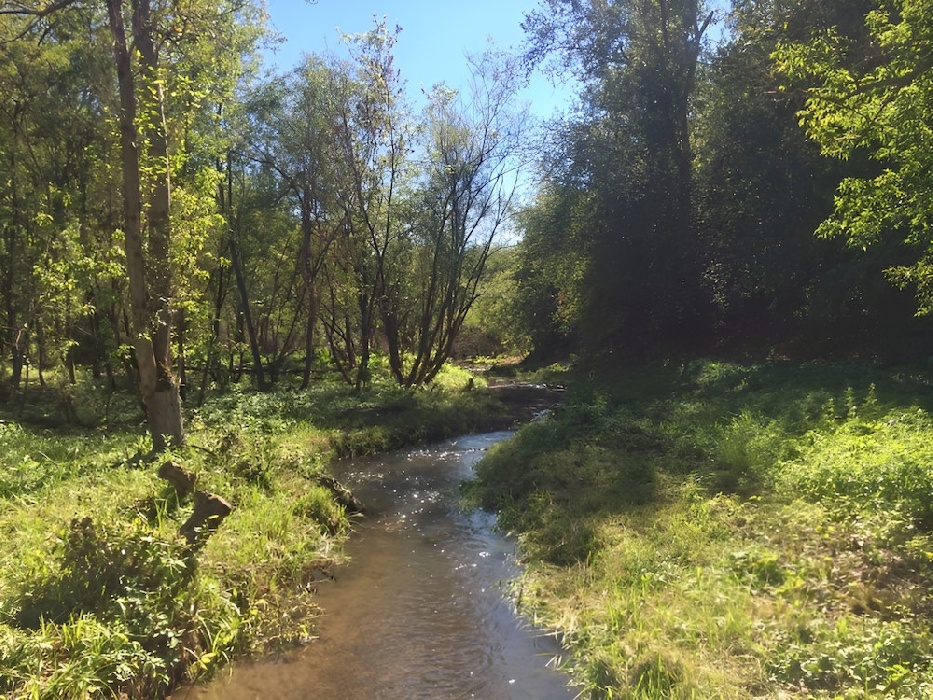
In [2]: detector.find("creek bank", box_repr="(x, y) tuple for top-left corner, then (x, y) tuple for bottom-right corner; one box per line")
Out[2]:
(482, 381), (566, 428)
(469, 361), (933, 697)
(1, 377), (548, 699)
(176, 431), (577, 699)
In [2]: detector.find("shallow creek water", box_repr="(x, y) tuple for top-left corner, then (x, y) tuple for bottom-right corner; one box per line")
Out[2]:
(177, 432), (576, 699)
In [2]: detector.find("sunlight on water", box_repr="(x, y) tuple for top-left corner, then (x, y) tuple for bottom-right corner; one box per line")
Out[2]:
(175, 432), (575, 700)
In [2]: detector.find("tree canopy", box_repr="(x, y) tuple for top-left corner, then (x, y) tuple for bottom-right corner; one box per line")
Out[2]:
(3, 0), (933, 437)
(512, 0), (933, 362)
(774, 0), (933, 312)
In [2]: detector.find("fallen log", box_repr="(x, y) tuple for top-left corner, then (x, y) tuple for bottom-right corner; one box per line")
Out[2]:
(158, 460), (196, 497)
(180, 490), (234, 546)
(312, 474), (364, 514)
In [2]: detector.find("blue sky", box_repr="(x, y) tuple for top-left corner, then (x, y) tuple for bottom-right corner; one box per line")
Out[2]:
(262, 0), (573, 119)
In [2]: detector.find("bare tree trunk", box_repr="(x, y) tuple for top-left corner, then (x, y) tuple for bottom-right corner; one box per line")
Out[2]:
(198, 154), (233, 405)
(197, 262), (227, 406)
(355, 289), (372, 390)
(10, 327), (25, 390)
(6, 112), (23, 391)
(176, 309), (187, 402)
(299, 205), (321, 389)
(35, 316), (45, 387)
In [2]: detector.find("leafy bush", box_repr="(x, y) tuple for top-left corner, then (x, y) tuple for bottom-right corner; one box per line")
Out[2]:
(9, 517), (193, 629)
(767, 618), (933, 697)
(1, 615), (172, 698)
(781, 409), (933, 528)
(0, 516), (246, 698)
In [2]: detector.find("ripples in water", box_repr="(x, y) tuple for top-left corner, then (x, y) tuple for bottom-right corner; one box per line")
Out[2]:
(175, 432), (575, 700)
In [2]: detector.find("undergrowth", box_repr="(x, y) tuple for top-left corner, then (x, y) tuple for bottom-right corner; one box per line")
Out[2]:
(468, 360), (933, 698)
(0, 366), (498, 699)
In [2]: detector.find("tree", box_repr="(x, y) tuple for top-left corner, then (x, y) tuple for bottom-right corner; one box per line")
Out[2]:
(2, 0), (263, 447)
(774, 0), (933, 313)
(381, 55), (526, 386)
(458, 244), (532, 358)
(0, 6), (125, 392)
(511, 181), (593, 359)
(218, 151), (311, 389)
(106, 0), (265, 447)
(522, 0), (715, 356)
(246, 56), (349, 389)
(0, 20), (61, 389)
(691, 0), (915, 356)
(104, 0), (186, 449)
(329, 20), (412, 388)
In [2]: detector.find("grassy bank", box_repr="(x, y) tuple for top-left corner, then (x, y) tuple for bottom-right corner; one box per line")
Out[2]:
(468, 361), (933, 698)
(0, 366), (504, 698)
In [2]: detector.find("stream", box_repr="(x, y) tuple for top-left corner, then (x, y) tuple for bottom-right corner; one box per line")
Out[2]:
(176, 432), (576, 699)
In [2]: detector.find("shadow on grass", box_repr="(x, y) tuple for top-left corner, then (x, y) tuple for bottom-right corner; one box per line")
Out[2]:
(466, 359), (933, 565)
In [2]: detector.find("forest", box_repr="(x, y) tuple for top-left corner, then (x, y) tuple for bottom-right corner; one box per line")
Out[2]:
(1, 0), (932, 697)
(2, 0), (933, 426)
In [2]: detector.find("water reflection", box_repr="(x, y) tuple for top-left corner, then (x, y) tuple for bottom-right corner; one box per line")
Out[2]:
(175, 432), (575, 700)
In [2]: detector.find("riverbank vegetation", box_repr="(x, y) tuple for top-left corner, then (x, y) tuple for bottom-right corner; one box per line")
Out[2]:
(469, 361), (933, 698)
(0, 366), (504, 698)
(4, 0), (933, 696)
(462, 3), (933, 691)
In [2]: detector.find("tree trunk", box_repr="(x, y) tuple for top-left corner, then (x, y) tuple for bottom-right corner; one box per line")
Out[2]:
(197, 262), (227, 406)
(5, 111), (22, 391)
(107, 0), (183, 451)
(229, 237), (267, 390)
(301, 283), (318, 389)
(176, 310), (187, 401)
(297, 198), (330, 390)
(35, 316), (45, 387)
(10, 329), (25, 390)
(355, 287), (373, 390)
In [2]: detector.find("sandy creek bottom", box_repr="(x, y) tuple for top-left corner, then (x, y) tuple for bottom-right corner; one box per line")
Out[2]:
(174, 432), (577, 699)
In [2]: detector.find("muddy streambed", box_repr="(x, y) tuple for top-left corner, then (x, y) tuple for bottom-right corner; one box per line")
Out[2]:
(177, 432), (576, 699)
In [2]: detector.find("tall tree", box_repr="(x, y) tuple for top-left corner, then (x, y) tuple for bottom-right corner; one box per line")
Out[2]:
(106, 0), (264, 447)
(523, 0), (715, 356)
(104, 0), (185, 448)
(220, 152), (308, 389)
(2, 0), (264, 446)
(329, 20), (411, 388)
(692, 0), (912, 356)
(247, 56), (349, 389)
(381, 58), (525, 386)
(511, 182), (593, 359)
(0, 21), (51, 389)
(0, 6), (122, 390)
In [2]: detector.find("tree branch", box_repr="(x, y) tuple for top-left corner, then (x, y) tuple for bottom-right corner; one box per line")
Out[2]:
(0, 0), (78, 16)
(0, 0), (79, 44)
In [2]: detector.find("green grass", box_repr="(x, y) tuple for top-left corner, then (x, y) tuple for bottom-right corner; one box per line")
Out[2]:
(0, 366), (502, 699)
(468, 360), (933, 699)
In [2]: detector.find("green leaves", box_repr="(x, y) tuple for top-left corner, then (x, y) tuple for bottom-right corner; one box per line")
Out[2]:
(774, 0), (933, 312)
